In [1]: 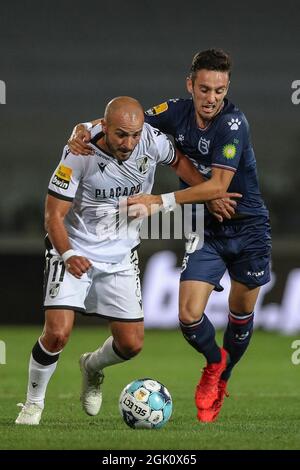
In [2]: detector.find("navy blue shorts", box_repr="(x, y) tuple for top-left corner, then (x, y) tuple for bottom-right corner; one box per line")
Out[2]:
(180, 216), (272, 291)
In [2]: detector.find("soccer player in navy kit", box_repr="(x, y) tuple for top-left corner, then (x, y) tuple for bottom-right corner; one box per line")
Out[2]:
(68, 50), (271, 423)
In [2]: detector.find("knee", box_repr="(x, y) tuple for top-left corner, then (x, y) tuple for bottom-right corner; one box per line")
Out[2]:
(117, 336), (144, 359)
(41, 329), (71, 352)
(179, 303), (202, 324)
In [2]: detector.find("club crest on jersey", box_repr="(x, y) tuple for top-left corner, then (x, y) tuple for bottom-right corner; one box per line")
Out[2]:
(136, 156), (149, 174)
(49, 283), (60, 298)
(198, 137), (210, 155)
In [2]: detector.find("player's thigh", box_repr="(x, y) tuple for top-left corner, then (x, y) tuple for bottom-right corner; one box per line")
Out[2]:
(110, 320), (144, 355)
(110, 320), (144, 345)
(227, 216), (271, 293)
(179, 281), (215, 323)
(229, 280), (260, 313)
(43, 309), (75, 336)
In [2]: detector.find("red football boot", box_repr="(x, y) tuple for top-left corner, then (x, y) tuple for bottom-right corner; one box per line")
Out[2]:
(212, 379), (229, 420)
(197, 379), (229, 423)
(195, 347), (228, 410)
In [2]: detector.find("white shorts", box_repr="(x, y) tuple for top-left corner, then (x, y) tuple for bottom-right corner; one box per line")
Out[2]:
(43, 250), (143, 321)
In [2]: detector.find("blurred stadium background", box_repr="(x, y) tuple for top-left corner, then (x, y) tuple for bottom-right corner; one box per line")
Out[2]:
(0, 0), (300, 450)
(0, 0), (299, 331)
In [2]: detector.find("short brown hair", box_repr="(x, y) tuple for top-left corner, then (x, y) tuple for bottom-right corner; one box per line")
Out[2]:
(189, 49), (232, 82)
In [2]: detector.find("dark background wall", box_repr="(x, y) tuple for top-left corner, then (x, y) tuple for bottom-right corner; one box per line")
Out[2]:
(0, 0), (299, 323)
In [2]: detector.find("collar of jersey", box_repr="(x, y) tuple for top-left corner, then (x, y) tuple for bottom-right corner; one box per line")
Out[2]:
(90, 132), (117, 160)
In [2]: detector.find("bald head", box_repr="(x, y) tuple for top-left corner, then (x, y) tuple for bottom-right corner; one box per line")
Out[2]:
(104, 96), (144, 126)
(100, 96), (144, 162)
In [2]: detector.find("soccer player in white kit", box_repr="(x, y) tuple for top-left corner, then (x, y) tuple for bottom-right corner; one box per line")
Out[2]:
(15, 96), (237, 425)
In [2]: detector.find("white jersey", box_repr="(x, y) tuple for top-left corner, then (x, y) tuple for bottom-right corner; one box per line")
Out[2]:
(48, 123), (175, 263)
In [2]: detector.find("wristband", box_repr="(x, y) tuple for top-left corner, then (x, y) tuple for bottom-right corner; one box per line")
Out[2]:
(161, 192), (177, 212)
(61, 249), (77, 264)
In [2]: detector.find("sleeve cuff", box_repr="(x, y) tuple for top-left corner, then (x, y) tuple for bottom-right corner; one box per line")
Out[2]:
(47, 189), (74, 202)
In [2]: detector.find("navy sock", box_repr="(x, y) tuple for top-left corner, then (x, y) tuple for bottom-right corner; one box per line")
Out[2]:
(180, 313), (221, 364)
(221, 311), (254, 381)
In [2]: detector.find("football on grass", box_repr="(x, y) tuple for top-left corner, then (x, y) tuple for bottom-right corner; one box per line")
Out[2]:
(119, 378), (172, 429)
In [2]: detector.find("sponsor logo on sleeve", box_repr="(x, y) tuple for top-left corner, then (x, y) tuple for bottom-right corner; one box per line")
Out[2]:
(52, 164), (72, 189)
(222, 144), (237, 159)
(145, 102), (168, 116)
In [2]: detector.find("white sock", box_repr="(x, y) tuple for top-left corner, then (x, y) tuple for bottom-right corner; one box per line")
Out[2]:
(26, 355), (58, 408)
(86, 336), (127, 372)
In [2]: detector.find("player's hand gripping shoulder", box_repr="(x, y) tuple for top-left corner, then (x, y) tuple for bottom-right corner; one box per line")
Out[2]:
(68, 123), (93, 155)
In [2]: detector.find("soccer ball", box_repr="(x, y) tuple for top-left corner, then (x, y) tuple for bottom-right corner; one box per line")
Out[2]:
(119, 378), (172, 429)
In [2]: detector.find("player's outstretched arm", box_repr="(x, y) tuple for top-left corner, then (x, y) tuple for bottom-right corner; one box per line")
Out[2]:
(172, 167), (241, 204)
(127, 167), (241, 216)
(45, 194), (92, 278)
(170, 151), (239, 221)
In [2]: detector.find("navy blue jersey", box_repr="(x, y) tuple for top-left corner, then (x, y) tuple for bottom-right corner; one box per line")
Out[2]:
(145, 98), (269, 218)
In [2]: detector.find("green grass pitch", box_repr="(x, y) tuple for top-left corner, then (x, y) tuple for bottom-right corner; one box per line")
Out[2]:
(0, 326), (300, 450)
